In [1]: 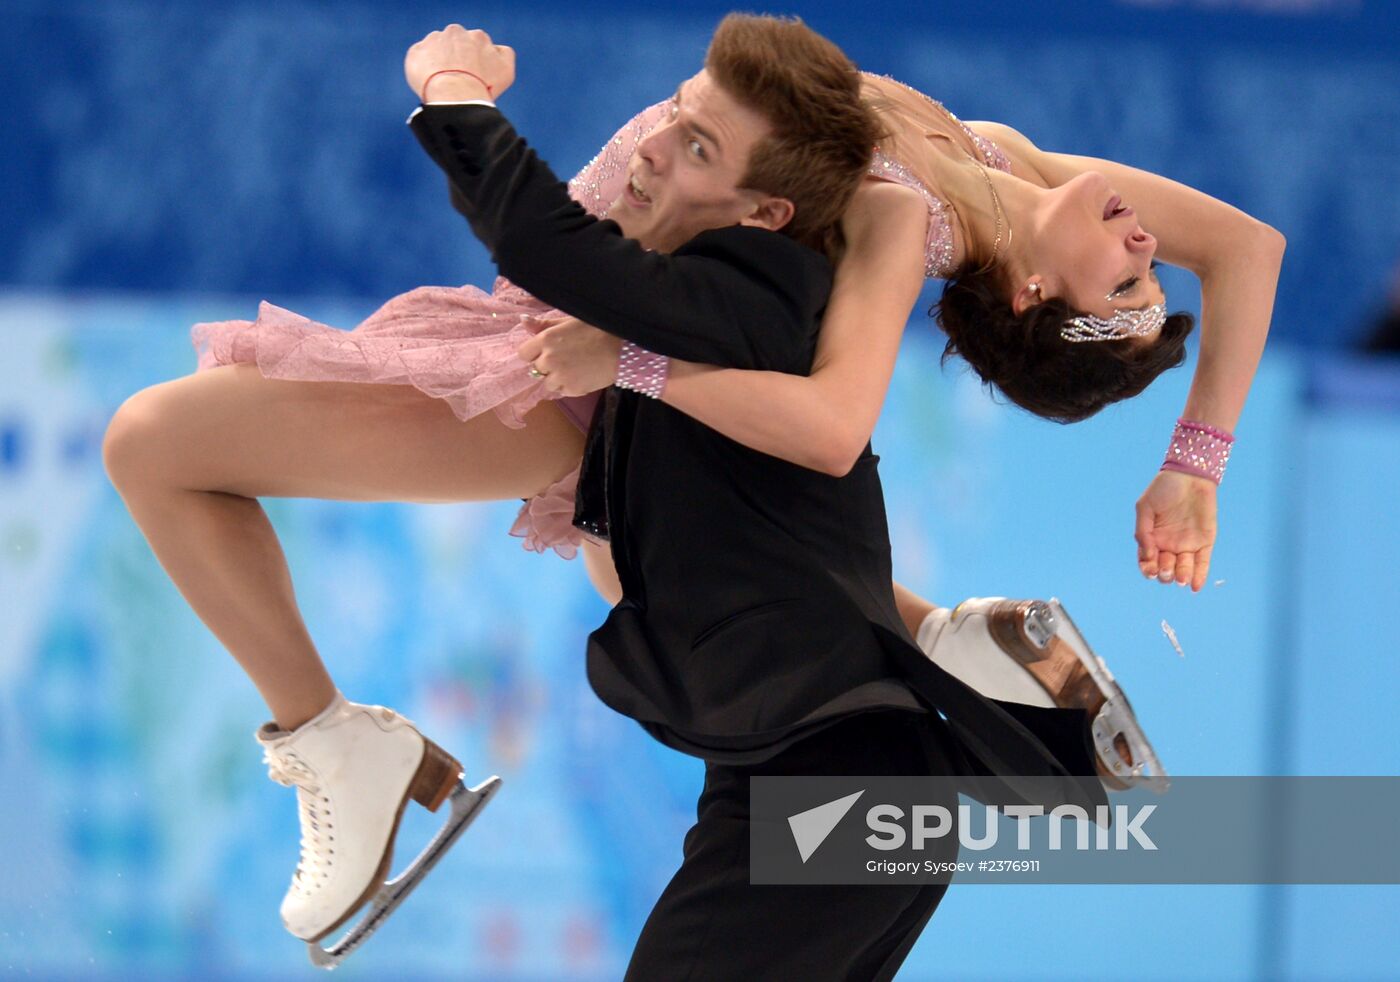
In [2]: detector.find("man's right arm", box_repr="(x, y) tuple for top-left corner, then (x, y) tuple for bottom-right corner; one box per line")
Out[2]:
(410, 102), (828, 374)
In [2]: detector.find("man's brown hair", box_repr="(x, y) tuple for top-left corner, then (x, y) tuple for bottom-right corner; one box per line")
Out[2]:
(705, 13), (883, 260)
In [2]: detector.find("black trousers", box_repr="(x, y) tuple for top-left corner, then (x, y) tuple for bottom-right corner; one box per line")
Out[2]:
(624, 709), (961, 982)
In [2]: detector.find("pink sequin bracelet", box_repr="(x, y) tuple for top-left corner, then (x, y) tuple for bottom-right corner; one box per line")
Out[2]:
(1160, 417), (1234, 485)
(615, 341), (669, 399)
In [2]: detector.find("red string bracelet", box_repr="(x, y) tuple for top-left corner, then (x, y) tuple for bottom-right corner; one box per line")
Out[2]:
(420, 69), (493, 104)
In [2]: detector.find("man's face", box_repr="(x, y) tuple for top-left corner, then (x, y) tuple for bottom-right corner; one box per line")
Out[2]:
(608, 69), (784, 253)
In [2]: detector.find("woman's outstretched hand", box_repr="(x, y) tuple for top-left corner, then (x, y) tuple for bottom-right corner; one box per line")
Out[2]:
(1135, 470), (1218, 592)
(517, 316), (622, 396)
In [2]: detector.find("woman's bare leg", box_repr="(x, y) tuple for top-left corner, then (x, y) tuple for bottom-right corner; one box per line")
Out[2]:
(581, 538), (623, 606)
(102, 363), (585, 731)
(891, 581), (941, 637)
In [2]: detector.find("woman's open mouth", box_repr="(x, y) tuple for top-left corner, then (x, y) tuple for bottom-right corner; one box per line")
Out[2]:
(1103, 194), (1133, 220)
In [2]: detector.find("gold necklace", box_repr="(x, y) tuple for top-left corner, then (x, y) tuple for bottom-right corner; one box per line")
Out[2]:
(961, 149), (1011, 276)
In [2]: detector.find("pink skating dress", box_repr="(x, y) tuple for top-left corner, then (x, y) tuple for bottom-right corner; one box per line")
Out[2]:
(189, 76), (1009, 560)
(190, 99), (674, 560)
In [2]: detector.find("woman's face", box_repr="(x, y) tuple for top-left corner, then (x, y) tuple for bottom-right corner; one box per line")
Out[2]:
(1026, 171), (1164, 329)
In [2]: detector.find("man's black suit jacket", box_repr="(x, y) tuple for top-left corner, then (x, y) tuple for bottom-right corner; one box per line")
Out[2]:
(410, 102), (1106, 814)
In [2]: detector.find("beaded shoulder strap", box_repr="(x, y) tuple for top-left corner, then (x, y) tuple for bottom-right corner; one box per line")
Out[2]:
(567, 99), (674, 219)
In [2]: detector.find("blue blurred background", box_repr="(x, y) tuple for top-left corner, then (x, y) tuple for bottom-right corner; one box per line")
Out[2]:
(1, 0), (1397, 979)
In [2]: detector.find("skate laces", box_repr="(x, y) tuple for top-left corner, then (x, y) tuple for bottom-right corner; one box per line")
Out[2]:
(262, 747), (335, 893)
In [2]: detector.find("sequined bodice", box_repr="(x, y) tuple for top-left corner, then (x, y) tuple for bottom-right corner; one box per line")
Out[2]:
(863, 74), (1013, 278)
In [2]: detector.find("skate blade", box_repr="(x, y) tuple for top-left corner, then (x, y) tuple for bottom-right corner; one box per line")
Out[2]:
(1038, 600), (1171, 795)
(306, 774), (503, 970)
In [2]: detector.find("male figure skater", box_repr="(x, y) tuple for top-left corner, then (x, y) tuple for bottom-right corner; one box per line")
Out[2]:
(407, 16), (1107, 978)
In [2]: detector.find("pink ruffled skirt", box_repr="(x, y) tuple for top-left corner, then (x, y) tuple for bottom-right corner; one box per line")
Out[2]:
(189, 278), (601, 559)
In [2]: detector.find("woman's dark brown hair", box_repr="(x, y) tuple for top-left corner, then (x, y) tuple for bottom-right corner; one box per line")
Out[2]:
(935, 264), (1195, 424)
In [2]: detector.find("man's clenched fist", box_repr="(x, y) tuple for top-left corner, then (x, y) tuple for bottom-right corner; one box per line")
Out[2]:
(405, 25), (515, 103)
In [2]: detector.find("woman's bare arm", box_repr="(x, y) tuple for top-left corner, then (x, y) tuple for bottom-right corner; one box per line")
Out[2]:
(657, 179), (930, 476)
(969, 122), (1285, 590)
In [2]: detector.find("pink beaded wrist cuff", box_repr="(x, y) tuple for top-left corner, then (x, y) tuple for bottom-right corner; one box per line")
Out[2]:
(1161, 417), (1235, 485)
(615, 341), (669, 399)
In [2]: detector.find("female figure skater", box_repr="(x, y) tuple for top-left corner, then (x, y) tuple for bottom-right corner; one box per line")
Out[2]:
(100, 29), (1283, 956)
(528, 68), (1280, 607)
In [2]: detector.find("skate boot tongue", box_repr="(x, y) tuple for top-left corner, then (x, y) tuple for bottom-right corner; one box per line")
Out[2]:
(262, 746), (334, 895)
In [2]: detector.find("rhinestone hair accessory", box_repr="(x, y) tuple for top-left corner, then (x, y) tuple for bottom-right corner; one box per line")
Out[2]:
(1060, 301), (1167, 343)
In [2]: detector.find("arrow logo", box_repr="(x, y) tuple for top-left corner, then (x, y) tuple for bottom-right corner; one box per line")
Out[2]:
(787, 790), (864, 863)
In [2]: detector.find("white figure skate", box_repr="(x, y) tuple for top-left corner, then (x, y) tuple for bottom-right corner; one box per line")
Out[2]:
(917, 598), (1169, 793)
(255, 691), (502, 969)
